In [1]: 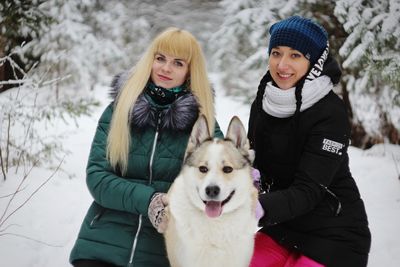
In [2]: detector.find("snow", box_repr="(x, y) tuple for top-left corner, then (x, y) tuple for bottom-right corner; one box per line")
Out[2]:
(1, 75), (400, 267)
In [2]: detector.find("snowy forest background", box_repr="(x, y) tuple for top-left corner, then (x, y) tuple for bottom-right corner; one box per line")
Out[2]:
(2, 0), (400, 156)
(1, 0), (400, 266)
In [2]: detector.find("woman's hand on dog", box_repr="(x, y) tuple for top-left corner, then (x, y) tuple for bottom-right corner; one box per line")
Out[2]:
(148, 192), (169, 233)
(251, 168), (265, 221)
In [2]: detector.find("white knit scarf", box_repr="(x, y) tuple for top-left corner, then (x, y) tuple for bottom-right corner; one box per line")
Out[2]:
(262, 76), (333, 118)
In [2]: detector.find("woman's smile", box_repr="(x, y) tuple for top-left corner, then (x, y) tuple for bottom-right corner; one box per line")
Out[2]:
(269, 46), (310, 90)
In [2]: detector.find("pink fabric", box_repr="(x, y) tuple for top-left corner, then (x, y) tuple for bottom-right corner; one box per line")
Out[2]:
(249, 232), (325, 267)
(255, 200), (265, 220)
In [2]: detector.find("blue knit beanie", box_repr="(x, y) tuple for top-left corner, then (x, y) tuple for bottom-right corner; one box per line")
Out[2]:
(268, 16), (328, 65)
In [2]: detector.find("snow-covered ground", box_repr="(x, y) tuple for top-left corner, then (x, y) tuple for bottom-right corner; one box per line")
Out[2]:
(1, 77), (400, 266)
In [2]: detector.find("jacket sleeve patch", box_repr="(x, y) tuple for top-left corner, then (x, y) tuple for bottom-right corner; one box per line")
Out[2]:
(321, 138), (344, 155)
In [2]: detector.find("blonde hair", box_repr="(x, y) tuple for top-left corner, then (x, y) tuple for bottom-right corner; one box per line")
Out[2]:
(107, 27), (215, 174)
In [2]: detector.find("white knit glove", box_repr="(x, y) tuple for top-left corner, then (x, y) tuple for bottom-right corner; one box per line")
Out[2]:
(148, 193), (169, 233)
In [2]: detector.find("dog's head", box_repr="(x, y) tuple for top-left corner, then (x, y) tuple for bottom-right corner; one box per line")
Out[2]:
(182, 115), (256, 218)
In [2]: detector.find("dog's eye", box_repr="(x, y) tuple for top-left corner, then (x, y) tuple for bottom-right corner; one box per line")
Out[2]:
(199, 166), (208, 173)
(222, 166), (233, 173)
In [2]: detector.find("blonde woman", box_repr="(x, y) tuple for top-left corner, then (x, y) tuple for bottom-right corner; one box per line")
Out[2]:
(70, 27), (223, 267)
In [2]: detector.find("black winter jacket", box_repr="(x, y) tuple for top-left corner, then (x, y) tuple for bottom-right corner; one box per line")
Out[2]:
(248, 60), (371, 267)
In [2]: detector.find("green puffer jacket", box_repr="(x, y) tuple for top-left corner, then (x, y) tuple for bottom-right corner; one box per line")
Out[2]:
(70, 79), (223, 267)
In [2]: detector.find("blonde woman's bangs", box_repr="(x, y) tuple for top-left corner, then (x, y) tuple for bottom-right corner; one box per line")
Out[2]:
(154, 29), (193, 63)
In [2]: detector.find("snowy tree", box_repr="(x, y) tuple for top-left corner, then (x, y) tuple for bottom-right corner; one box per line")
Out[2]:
(2, 0), (223, 97)
(335, 0), (400, 90)
(335, 0), (400, 146)
(0, 49), (98, 180)
(210, 0), (278, 98)
(23, 0), (222, 93)
(20, 0), (127, 98)
(1, 0), (105, 176)
(82, 0), (153, 72)
(123, 0), (223, 61)
(0, 0), (52, 92)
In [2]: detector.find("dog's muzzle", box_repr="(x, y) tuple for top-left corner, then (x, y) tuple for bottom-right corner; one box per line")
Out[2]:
(202, 190), (235, 218)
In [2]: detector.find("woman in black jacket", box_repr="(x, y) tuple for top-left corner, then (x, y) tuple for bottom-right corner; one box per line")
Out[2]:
(248, 16), (371, 267)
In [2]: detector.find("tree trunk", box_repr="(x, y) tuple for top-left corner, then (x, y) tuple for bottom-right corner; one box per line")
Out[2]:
(0, 36), (6, 92)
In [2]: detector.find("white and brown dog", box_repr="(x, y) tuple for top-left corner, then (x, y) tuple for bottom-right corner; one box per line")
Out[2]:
(164, 115), (258, 267)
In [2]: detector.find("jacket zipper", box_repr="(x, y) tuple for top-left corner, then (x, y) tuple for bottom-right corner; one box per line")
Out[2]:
(319, 183), (342, 216)
(89, 208), (106, 227)
(127, 112), (162, 267)
(127, 215), (142, 267)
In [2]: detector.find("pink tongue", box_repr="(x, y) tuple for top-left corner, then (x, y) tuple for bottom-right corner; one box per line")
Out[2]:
(205, 201), (222, 218)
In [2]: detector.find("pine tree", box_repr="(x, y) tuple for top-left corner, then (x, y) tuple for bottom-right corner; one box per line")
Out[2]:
(210, 0), (278, 98)
(335, 0), (400, 146)
(0, 0), (52, 91)
(21, 0), (125, 97)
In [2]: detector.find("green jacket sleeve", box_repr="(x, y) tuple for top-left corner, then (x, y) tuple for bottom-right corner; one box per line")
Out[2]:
(85, 104), (155, 216)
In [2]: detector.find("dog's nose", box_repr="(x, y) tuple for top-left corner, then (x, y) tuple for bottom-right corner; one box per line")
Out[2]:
(205, 185), (220, 198)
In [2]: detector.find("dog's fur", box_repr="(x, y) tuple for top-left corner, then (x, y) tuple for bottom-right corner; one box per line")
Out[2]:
(164, 115), (258, 267)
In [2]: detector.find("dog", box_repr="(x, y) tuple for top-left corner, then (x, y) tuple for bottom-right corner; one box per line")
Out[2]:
(164, 115), (258, 267)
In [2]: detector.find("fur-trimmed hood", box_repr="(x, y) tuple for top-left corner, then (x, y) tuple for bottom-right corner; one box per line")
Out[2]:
(109, 72), (199, 132)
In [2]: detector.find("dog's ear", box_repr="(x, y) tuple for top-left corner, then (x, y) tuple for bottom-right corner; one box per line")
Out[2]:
(189, 115), (211, 147)
(226, 116), (249, 150)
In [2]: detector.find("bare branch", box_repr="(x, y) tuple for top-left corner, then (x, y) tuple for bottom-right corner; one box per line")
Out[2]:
(0, 80), (29, 85)
(0, 223), (21, 233)
(0, 186), (27, 199)
(391, 152), (400, 180)
(6, 113), (11, 172)
(8, 54), (28, 77)
(0, 163), (35, 225)
(0, 158), (64, 227)
(0, 232), (63, 248)
(0, 146), (6, 180)
(15, 110), (35, 171)
(0, 158), (64, 228)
